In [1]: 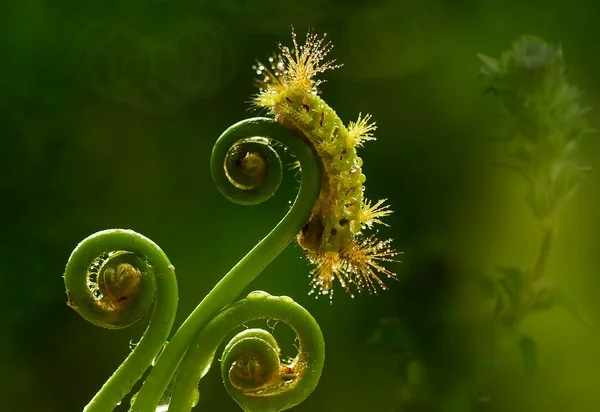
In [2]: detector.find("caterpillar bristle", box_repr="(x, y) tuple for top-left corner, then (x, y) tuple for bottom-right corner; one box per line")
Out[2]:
(339, 235), (399, 294)
(360, 198), (393, 229)
(348, 113), (377, 147)
(306, 235), (399, 299)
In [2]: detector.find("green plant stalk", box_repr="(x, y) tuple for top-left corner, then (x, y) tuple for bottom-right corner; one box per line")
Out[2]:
(63, 229), (178, 412)
(129, 118), (321, 412)
(531, 222), (556, 283)
(515, 221), (558, 326)
(169, 291), (325, 412)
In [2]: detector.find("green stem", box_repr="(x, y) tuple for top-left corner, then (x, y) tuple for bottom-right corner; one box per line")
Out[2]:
(129, 118), (321, 412)
(531, 222), (556, 282)
(169, 291), (325, 412)
(515, 221), (557, 326)
(63, 229), (178, 412)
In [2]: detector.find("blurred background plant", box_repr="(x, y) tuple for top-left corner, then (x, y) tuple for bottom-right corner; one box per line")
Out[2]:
(1, 1), (599, 411)
(477, 34), (593, 362)
(368, 34), (595, 412)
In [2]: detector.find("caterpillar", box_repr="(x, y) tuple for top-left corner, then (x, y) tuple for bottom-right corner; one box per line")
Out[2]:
(252, 29), (399, 299)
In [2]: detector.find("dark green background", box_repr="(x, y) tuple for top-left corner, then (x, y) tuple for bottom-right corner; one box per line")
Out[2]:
(1, 1), (599, 411)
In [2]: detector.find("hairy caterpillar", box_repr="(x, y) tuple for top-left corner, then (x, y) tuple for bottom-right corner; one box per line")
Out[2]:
(252, 29), (399, 299)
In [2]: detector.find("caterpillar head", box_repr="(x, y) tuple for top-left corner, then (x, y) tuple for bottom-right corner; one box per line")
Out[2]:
(252, 29), (341, 112)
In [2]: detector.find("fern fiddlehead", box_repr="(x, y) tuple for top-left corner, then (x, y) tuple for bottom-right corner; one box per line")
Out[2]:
(128, 117), (321, 411)
(169, 291), (325, 412)
(64, 116), (322, 411)
(64, 229), (178, 411)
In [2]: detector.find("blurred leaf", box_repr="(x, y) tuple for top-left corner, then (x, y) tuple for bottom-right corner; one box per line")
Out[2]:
(519, 333), (538, 376)
(490, 266), (526, 318)
(494, 267), (524, 301)
(553, 290), (593, 327)
(552, 161), (588, 204)
(530, 283), (556, 312)
(530, 286), (593, 327)
(525, 179), (551, 220)
(492, 278), (512, 318)
(473, 271), (510, 318)
(477, 53), (501, 76)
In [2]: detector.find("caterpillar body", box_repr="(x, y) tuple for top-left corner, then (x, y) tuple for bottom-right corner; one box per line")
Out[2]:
(252, 30), (399, 299)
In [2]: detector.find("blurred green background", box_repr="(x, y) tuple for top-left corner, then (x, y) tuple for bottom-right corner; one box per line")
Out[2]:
(1, 0), (599, 411)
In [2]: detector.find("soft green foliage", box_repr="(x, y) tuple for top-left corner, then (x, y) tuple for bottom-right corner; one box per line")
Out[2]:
(477, 37), (592, 373)
(469, 38), (592, 383)
(369, 35), (594, 411)
(478, 35), (593, 222)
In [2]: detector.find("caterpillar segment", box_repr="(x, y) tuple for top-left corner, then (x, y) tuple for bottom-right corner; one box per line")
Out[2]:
(252, 29), (399, 299)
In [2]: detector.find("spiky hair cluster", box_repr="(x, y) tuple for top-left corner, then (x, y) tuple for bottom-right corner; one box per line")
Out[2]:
(252, 29), (340, 97)
(307, 235), (398, 300)
(252, 29), (400, 300)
